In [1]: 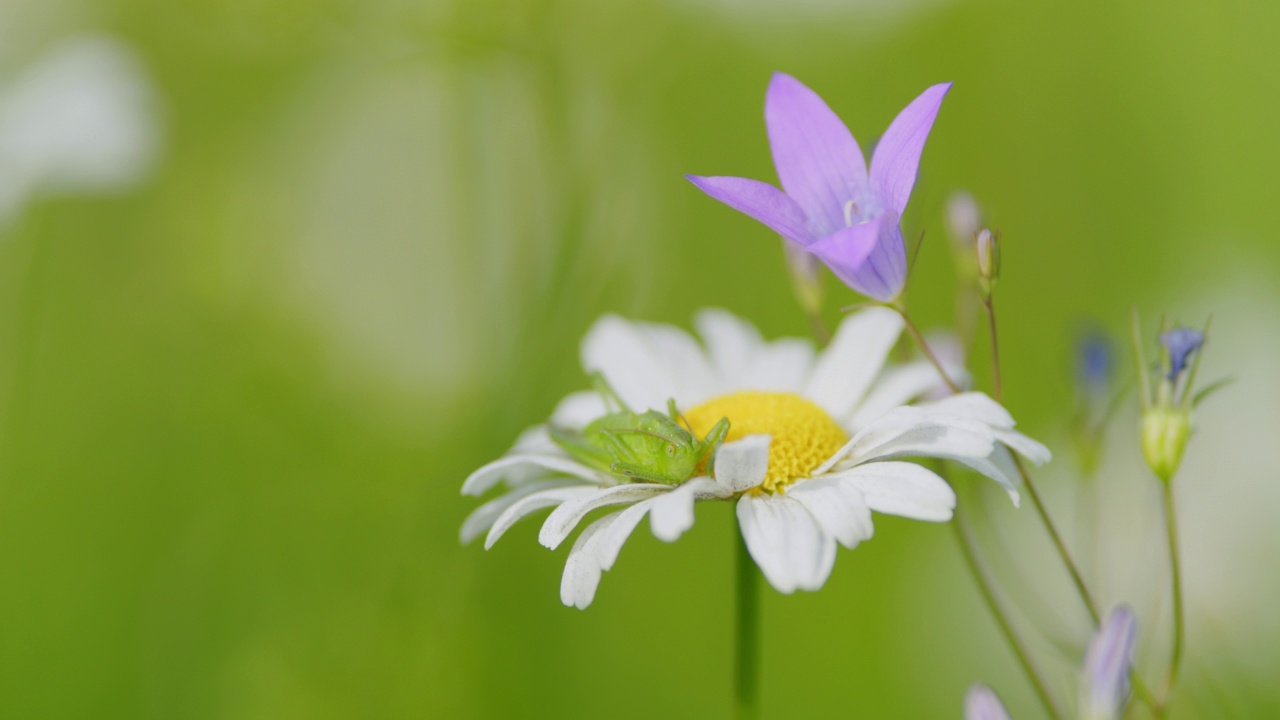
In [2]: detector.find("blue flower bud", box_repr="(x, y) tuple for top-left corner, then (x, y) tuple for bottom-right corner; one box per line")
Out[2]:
(1159, 327), (1204, 381)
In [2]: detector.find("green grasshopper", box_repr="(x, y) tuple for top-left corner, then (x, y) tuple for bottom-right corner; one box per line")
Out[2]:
(549, 374), (730, 485)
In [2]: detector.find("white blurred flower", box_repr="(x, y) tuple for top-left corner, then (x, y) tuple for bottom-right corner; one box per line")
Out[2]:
(965, 684), (1012, 720)
(462, 308), (1049, 608)
(0, 35), (160, 222)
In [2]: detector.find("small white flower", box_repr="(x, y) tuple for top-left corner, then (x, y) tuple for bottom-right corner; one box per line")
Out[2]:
(462, 308), (1049, 608)
(0, 36), (161, 223)
(964, 684), (1012, 720)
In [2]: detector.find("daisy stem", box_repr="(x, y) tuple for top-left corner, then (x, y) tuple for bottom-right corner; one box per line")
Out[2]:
(734, 515), (761, 720)
(1161, 481), (1185, 706)
(889, 305), (961, 394)
(952, 503), (1063, 720)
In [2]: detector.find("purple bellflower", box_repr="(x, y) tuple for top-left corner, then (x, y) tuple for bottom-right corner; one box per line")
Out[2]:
(1080, 605), (1138, 720)
(688, 73), (951, 301)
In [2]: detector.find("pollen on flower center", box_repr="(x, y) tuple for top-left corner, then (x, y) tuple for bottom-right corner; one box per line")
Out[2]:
(683, 391), (849, 494)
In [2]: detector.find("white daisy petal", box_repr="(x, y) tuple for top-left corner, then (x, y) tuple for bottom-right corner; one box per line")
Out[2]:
(995, 429), (1052, 465)
(737, 494), (837, 594)
(550, 390), (608, 428)
(462, 454), (609, 497)
(510, 425), (557, 455)
(695, 308), (764, 390)
(648, 478), (726, 542)
(849, 360), (963, 430)
(802, 307), (903, 419)
(484, 486), (598, 550)
(745, 338), (815, 393)
(924, 392), (1016, 428)
(559, 511), (621, 610)
(786, 479), (875, 549)
(592, 500), (654, 571)
(581, 315), (715, 410)
(460, 478), (584, 544)
(819, 407), (996, 473)
(538, 483), (670, 550)
(713, 435), (772, 494)
(950, 445), (1022, 506)
(855, 423), (996, 466)
(831, 461), (957, 522)
(559, 497), (660, 609)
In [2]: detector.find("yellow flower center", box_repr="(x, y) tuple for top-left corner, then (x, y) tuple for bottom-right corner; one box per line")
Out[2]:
(683, 391), (849, 493)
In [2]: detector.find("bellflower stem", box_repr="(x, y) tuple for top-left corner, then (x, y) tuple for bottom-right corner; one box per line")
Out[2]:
(1013, 455), (1100, 624)
(952, 502), (1063, 720)
(905, 304), (1163, 715)
(982, 295), (1003, 403)
(888, 305), (961, 393)
(805, 309), (832, 347)
(734, 515), (761, 720)
(1161, 482), (1185, 705)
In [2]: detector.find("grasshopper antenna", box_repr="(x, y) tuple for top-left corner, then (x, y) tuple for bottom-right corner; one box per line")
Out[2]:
(668, 398), (694, 433)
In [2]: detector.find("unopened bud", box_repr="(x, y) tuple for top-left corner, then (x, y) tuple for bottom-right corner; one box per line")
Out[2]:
(1080, 606), (1138, 720)
(782, 241), (823, 317)
(976, 228), (1000, 294)
(1141, 407), (1192, 483)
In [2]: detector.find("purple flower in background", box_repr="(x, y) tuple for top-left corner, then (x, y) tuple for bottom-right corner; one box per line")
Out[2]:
(1079, 606), (1138, 720)
(964, 685), (1012, 720)
(1159, 327), (1205, 380)
(687, 73), (951, 301)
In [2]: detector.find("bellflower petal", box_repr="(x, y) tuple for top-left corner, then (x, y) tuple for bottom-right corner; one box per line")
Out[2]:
(1080, 605), (1138, 720)
(849, 210), (907, 301)
(869, 82), (951, 216)
(686, 175), (816, 247)
(806, 214), (905, 301)
(805, 218), (881, 294)
(765, 72), (869, 236)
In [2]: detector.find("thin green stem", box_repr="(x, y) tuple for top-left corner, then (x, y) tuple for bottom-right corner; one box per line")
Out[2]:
(952, 504), (1064, 720)
(805, 308), (832, 347)
(1013, 455), (1101, 625)
(889, 305), (961, 394)
(1162, 482), (1185, 703)
(905, 305), (1162, 715)
(982, 295), (1003, 403)
(734, 514), (760, 720)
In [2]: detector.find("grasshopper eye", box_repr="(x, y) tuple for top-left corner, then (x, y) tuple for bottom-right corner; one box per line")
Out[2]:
(666, 444), (675, 456)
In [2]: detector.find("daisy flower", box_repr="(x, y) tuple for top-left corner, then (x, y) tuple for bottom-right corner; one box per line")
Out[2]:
(461, 307), (1049, 608)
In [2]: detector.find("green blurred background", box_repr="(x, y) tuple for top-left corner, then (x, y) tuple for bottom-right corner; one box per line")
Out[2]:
(1, 0), (1278, 717)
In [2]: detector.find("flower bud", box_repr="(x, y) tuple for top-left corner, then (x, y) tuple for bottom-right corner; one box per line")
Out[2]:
(1141, 406), (1192, 483)
(1079, 606), (1138, 720)
(1133, 311), (1210, 483)
(782, 241), (823, 317)
(975, 228), (1000, 294)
